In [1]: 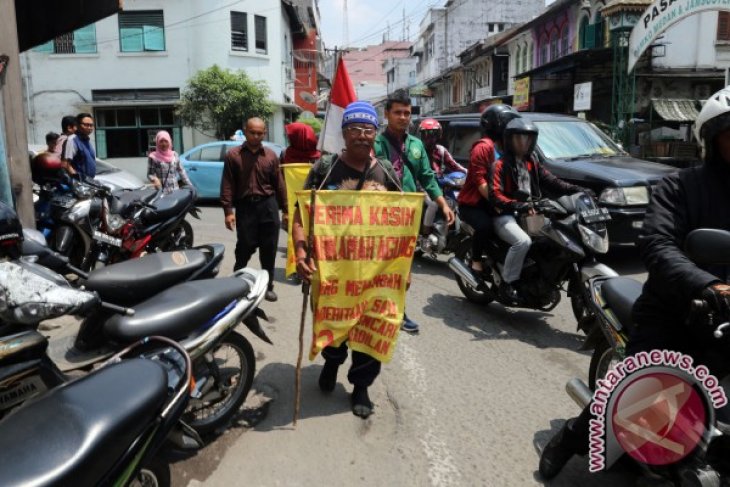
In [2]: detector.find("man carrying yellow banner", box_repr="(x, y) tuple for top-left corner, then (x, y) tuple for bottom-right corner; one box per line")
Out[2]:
(292, 101), (420, 419)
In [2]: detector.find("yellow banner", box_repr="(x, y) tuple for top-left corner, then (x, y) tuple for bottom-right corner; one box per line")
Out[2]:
(283, 163), (313, 277)
(296, 190), (423, 363)
(514, 77), (530, 110)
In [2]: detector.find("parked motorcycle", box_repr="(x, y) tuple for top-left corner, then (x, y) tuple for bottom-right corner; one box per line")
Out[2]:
(416, 170), (466, 258)
(0, 256), (271, 437)
(0, 335), (198, 486)
(564, 228), (730, 485)
(448, 192), (617, 330)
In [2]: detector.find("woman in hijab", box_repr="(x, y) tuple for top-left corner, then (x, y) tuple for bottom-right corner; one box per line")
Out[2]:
(147, 130), (192, 195)
(282, 122), (320, 164)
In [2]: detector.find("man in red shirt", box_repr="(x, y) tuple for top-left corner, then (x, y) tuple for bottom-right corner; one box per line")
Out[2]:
(457, 105), (519, 274)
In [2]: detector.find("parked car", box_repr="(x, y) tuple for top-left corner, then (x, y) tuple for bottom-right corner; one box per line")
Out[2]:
(416, 113), (677, 245)
(180, 141), (285, 199)
(29, 145), (145, 191)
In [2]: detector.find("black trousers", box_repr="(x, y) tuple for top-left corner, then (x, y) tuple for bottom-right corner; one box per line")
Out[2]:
(459, 204), (492, 261)
(566, 323), (730, 455)
(322, 341), (381, 388)
(234, 196), (280, 286)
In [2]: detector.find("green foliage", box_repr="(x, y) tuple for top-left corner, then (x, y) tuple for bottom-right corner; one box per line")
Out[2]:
(295, 116), (323, 135)
(176, 65), (274, 140)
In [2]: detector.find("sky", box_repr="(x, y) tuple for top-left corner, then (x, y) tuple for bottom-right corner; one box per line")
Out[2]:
(318, 0), (439, 49)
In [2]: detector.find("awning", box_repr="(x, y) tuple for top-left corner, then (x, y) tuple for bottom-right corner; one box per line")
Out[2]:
(409, 85), (433, 97)
(651, 99), (700, 123)
(15, 0), (122, 52)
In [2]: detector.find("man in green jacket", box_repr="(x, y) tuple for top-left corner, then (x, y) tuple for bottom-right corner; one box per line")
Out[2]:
(374, 94), (455, 333)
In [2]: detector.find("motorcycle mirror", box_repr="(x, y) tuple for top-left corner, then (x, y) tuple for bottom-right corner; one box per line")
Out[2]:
(685, 228), (730, 266)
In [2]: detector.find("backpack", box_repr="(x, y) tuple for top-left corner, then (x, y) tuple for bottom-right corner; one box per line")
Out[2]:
(311, 154), (401, 190)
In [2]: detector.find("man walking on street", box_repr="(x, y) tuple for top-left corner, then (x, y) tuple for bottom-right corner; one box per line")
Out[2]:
(221, 117), (286, 302)
(62, 113), (96, 180)
(292, 101), (401, 418)
(374, 93), (455, 333)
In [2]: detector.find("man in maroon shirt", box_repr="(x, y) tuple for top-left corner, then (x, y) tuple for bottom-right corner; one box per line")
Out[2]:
(221, 117), (286, 302)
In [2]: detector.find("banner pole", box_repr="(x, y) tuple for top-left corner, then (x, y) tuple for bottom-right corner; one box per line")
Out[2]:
(294, 188), (317, 426)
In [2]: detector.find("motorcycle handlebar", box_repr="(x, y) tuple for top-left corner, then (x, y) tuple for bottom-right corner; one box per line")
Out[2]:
(99, 300), (135, 316)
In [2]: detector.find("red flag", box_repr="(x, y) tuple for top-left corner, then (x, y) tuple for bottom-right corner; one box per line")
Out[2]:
(318, 56), (357, 154)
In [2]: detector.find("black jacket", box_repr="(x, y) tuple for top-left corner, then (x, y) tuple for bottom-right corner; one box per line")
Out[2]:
(632, 160), (730, 329)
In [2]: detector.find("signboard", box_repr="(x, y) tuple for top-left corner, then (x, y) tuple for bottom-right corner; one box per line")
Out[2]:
(513, 77), (530, 110)
(628, 0), (730, 72)
(474, 86), (491, 102)
(574, 81), (593, 112)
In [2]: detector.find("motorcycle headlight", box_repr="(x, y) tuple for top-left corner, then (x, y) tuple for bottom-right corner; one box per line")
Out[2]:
(599, 186), (649, 206)
(66, 199), (92, 223)
(577, 223), (609, 254)
(107, 213), (126, 233)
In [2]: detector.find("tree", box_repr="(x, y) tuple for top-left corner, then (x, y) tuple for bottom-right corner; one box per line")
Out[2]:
(176, 65), (274, 140)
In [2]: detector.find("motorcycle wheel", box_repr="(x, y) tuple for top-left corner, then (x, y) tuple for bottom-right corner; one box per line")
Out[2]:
(162, 220), (194, 251)
(454, 247), (494, 305)
(588, 336), (619, 390)
(129, 457), (170, 487)
(184, 331), (255, 436)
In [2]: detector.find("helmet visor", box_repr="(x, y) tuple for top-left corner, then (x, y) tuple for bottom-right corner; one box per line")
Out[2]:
(510, 133), (535, 156)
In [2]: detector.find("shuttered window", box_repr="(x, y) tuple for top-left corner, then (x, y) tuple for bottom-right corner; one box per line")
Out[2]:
(231, 11), (248, 51)
(719, 12), (730, 41)
(255, 15), (267, 54)
(119, 11), (165, 52)
(34, 24), (97, 54)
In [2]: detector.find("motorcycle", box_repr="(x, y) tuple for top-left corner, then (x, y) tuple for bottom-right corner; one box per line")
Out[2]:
(416, 170), (466, 258)
(565, 228), (730, 485)
(0, 256), (271, 437)
(448, 192), (617, 329)
(0, 335), (199, 486)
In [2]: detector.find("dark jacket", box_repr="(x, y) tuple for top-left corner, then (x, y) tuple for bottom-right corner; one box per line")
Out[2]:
(632, 161), (730, 329)
(489, 153), (582, 214)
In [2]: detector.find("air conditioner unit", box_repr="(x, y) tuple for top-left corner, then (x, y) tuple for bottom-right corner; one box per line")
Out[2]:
(694, 84), (712, 100)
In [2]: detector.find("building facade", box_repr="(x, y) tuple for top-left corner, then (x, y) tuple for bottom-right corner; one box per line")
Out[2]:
(22, 0), (315, 156)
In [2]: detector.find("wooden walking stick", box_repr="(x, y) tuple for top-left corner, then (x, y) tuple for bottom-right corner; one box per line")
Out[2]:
(294, 189), (316, 426)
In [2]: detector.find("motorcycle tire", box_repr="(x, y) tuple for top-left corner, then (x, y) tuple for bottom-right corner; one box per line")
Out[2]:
(184, 331), (255, 436)
(588, 336), (616, 390)
(454, 247), (494, 305)
(130, 456), (170, 487)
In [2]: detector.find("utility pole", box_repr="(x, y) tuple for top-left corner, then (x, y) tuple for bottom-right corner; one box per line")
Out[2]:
(343, 0), (349, 47)
(402, 7), (406, 41)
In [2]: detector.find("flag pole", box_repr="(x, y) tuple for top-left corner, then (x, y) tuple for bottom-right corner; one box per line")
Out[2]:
(293, 188), (317, 427)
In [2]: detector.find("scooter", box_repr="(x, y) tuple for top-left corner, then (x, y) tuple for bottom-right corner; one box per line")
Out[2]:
(564, 228), (730, 485)
(416, 171), (466, 258)
(0, 335), (199, 486)
(448, 192), (617, 331)
(0, 257), (271, 437)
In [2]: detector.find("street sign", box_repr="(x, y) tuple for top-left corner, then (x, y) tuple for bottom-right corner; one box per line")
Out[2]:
(574, 82), (592, 112)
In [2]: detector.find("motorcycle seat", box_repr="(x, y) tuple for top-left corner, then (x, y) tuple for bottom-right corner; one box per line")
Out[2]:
(109, 187), (158, 215)
(104, 277), (250, 343)
(141, 188), (194, 224)
(0, 359), (167, 487)
(84, 249), (207, 307)
(601, 277), (643, 334)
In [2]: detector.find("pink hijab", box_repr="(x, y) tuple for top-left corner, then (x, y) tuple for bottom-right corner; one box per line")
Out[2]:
(149, 130), (175, 163)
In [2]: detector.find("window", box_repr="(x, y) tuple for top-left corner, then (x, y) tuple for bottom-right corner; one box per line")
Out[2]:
(561, 27), (570, 56)
(533, 120), (621, 160)
(540, 36), (549, 65)
(200, 145), (224, 162)
(579, 16), (590, 49)
(522, 44), (529, 72)
(515, 45), (521, 73)
(231, 11), (248, 51)
(255, 15), (267, 54)
(34, 24), (97, 54)
(550, 31), (559, 60)
(119, 11), (165, 52)
(719, 12), (730, 41)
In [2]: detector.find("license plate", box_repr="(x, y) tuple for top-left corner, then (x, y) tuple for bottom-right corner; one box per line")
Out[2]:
(93, 230), (122, 247)
(580, 207), (611, 224)
(0, 375), (46, 410)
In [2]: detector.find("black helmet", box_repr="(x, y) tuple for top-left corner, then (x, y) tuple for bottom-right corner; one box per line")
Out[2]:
(480, 104), (520, 140)
(503, 118), (539, 155)
(0, 201), (22, 259)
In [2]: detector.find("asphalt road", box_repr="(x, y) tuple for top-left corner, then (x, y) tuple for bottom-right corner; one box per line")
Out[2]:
(167, 203), (646, 487)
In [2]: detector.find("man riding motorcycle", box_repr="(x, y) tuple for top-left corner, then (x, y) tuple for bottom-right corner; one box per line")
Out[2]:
(418, 118), (467, 236)
(458, 104), (519, 275)
(489, 118), (586, 304)
(539, 86), (730, 480)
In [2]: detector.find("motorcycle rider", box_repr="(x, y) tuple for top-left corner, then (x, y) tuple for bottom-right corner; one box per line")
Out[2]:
(539, 86), (730, 479)
(458, 105), (519, 275)
(489, 118), (585, 304)
(418, 118), (467, 236)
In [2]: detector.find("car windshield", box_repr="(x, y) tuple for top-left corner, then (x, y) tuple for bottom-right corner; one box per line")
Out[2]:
(534, 120), (624, 160)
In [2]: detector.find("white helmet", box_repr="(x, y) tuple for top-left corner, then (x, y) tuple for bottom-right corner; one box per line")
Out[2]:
(694, 86), (730, 161)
